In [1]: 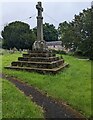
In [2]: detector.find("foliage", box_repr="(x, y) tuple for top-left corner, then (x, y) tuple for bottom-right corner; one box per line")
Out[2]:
(52, 49), (67, 55)
(74, 50), (83, 56)
(33, 23), (58, 42)
(2, 78), (44, 118)
(58, 8), (93, 60)
(0, 38), (2, 48)
(1, 53), (91, 118)
(58, 21), (75, 50)
(43, 23), (58, 41)
(1, 21), (36, 50)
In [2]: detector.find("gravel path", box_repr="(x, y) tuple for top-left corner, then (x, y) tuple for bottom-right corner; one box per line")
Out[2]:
(2, 74), (87, 119)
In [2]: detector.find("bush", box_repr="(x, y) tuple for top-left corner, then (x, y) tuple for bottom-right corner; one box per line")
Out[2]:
(52, 49), (67, 55)
(74, 50), (83, 56)
(68, 52), (74, 56)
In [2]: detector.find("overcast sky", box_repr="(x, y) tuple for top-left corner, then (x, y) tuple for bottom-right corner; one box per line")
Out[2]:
(0, 0), (92, 37)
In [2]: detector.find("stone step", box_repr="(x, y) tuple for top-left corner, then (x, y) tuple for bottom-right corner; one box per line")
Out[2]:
(18, 56), (60, 62)
(11, 59), (64, 69)
(28, 50), (51, 53)
(23, 53), (56, 57)
(5, 63), (69, 74)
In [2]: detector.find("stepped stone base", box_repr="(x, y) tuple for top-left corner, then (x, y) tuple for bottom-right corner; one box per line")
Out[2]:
(5, 50), (69, 74)
(5, 63), (69, 74)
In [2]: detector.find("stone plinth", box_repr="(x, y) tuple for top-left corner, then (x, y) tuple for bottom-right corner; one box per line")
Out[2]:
(5, 50), (68, 74)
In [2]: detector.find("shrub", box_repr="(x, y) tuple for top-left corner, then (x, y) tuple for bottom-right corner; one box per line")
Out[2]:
(74, 50), (83, 56)
(52, 49), (67, 55)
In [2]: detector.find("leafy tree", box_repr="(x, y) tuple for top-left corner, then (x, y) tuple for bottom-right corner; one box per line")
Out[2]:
(73, 8), (92, 59)
(1, 21), (36, 50)
(33, 23), (58, 42)
(43, 23), (58, 41)
(0, 37), (2, 48)
(58, 8), (93, 59)
(58, 21), (75, 49)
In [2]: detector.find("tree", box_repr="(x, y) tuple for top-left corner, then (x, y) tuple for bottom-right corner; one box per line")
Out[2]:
(1, 21), (36, 50)
(58, 8), (93, 59)
(58, 21), (74, 49)
(33, 23), (58, 42)
(73, 8), (92, 59)
(43, 23), (58, 41)
(0, 37), (2, 48)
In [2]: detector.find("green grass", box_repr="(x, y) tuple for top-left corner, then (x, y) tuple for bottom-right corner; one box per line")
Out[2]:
(2, 78), (44, 118)
(0, 78), (2, 120)
(1, 53), (92, 118)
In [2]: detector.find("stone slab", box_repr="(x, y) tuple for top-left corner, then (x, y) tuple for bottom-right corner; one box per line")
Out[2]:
(5, 63), (69, 74)
(11, 59), (64, 69)
(18, 56), (60, 62)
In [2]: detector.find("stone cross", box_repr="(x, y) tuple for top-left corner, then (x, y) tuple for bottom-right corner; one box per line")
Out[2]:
(32, 2), (48, 51)
(36, 2), (43, 41)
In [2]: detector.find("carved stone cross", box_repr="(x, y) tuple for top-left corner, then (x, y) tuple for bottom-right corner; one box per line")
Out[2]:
(36, 2), (43, 41)
(36, 2), (43, 17)
(32, 2), (48, 51)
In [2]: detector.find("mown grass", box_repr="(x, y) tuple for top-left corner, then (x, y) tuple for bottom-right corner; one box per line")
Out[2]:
(0, 78), (2, 120)
(1, 52), (92, 118)
(2, 78), (44, 118)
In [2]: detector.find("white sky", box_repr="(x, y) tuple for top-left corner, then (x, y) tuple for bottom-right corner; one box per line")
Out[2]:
(0, 0), (92, 37)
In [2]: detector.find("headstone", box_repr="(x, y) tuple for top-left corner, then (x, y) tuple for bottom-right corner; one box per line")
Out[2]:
(19, 49), (22, 53)
(13, 47), (17, 53)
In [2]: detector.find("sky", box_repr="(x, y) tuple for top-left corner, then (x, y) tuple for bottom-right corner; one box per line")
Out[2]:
(0, 0), (92, 37)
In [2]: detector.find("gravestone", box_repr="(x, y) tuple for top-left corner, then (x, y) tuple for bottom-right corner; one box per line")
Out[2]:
(5, 2), (68, 74)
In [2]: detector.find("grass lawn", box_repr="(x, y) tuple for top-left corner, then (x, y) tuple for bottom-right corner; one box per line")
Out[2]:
(1, 52), (92, 118)
(0, 78), (2, 120)
(2, 78), (44, 118)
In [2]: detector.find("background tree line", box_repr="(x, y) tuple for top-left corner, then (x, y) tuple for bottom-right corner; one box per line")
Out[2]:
(1, 21), (58, 50)
(1, 21), (36, 50)
(58, 8), (92, 59)
(1, 7), (93, 59)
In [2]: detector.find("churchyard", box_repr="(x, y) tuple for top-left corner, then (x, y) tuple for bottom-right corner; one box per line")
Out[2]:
(1, 1), (92, 119)
(0, 51), (91, 118)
